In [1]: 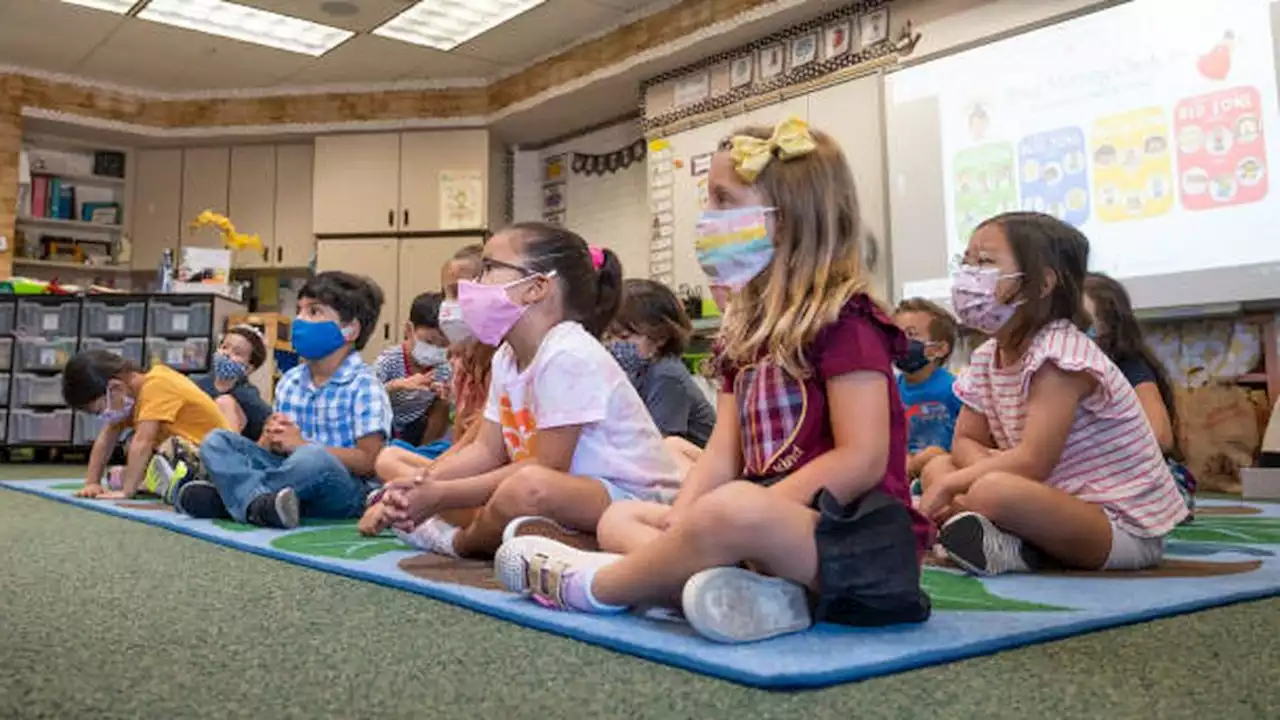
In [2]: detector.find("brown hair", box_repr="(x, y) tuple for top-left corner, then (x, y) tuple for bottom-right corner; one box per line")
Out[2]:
(450, 340), (496, 442)
(894, 298), (958, 364)
(975, 211), (1090, 355)
(1084, 272), (1181, 459)
(716, 124), (877, 378)
(226, 325), (268, 370)
(614, 279), (692, 357)
(510, 221), (623, 339)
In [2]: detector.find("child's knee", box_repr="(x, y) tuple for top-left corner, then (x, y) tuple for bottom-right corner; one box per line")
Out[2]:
(686, 482), (774, 549)
(596, 500), (658, 547)
(491, 465), (559, 516)
(291, 444), (343, 474)
(958, 472), (1021, 517)
(919, 453), (954, 488)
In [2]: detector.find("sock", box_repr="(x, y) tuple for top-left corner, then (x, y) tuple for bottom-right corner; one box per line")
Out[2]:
(562, 565), (627, 614)
(396, 516), (460, 558)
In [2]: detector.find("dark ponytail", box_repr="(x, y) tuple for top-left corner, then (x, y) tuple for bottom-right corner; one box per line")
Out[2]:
(512, 221), (624, 338)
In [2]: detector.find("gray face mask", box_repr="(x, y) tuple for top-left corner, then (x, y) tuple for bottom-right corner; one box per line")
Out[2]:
(412, 341), (447, 367)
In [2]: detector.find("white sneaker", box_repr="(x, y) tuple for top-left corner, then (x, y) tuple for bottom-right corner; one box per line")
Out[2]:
(681, 567), (812, 644)
(938, 511), (1042, 576)
(394, 516), (460, 557)
(501, 515), (579, 544)
(493, 535), (619, 597)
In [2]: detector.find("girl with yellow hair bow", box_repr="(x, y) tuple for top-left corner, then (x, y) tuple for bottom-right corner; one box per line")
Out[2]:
(495, 116), (931, 644)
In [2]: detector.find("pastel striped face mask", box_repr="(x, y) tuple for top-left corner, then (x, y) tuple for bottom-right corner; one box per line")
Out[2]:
(694, 206), (776, 289)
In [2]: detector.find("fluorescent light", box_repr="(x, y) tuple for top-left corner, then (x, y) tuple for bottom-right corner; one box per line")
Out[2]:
(137, 0), (354, 57)
(374, 0), (547, 51)
(61, 0), (137, 13)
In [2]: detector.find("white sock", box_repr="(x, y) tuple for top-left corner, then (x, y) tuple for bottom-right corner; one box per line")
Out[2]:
(396, 516), (460, 557)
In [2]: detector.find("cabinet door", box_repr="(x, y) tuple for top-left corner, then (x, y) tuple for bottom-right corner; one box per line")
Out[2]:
(130, 149), (183, 270)
(397, 235), (486, 317)
(313, 134), (401, 235)
(274, 144), (314, 268)
(228, 145), (276, 269)
(180, 147), (231, 250)
(315, 238), (399, 364)
(399, 130), (489, 232)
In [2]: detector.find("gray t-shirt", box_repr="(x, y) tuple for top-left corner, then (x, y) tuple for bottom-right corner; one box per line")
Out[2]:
(637, 356), (716, 447)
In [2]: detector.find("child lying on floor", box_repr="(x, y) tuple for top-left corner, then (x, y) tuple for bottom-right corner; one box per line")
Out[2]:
(379, 223), (683, 557)
(493, 118), (932, 644)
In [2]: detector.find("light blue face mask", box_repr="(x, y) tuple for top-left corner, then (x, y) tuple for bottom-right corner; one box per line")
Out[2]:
(1085, 325), (1099, 340)
(694, 206), (775, 288)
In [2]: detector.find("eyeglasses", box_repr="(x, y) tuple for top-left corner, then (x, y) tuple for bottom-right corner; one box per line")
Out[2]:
(479, 257), (538, 279)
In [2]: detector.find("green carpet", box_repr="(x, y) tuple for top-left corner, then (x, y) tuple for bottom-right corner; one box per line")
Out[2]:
(2, 466), (1278, 719)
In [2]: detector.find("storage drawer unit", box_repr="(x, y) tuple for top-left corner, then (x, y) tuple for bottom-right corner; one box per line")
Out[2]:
(81, 338), (145, 367)
(0, 410), (6, 442)
(11, 373), (66, 407)
(74, 411), (109, 446)
(0, 302), (13, 335)
(16, 300), (80, 336)
(0, 337), (12, 372)
(146, 337), (210, 372)
(0, 374), (8, 406)
(8, 408), (73, 444)
(15, 337), (78, 372)
(149, 301), (213, 337)
(84, 301), (147, 337)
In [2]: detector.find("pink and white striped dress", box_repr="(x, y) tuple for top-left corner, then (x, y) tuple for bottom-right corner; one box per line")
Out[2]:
(955, 320), (1188, 537)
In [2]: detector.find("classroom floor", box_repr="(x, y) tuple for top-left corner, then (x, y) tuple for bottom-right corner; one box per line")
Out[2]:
(2, 465), (1278, 720)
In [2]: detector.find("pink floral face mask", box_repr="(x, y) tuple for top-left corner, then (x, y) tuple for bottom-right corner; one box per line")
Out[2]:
(951, 265), (1023, 334)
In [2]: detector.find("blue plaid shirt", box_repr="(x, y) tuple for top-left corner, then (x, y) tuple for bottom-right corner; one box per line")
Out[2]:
(274, 351), (392, 448)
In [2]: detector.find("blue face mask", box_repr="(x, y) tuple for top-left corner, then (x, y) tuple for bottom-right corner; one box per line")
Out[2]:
(893, 339), (934, 375)
(292, 317), (351, 360)
(607, 340), (649, 386)
(1085, 325), (1098, 340)
(212, 351), (248, 381)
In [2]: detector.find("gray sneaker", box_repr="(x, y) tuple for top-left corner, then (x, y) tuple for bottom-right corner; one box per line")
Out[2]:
(939, 511), (1044, 576)
(246, 488), (300, 530)
(681, 567), (812, 644)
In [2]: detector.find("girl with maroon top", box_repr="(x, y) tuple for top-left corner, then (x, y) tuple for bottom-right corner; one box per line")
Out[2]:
(492, 117), (931, 643)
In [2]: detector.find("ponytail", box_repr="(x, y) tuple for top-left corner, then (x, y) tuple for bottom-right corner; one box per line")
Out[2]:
(587, 247), (623, 338)
(510, 221), (624, 339)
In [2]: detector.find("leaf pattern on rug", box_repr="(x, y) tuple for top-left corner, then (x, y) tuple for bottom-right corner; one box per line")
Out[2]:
(923, 569), (1070, 612)
(269, 527), (410, 560)
(1171, 517), (1280, 545)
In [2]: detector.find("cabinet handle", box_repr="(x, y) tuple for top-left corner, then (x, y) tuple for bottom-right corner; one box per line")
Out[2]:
(277, 247), (283, 263)
(383, 323), (390, 340)
(388, 210), (394, 227)
(262, 247), (268, 263)
(403, 209), (409, 227)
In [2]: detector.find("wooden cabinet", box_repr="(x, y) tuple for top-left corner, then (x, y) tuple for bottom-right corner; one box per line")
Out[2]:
(130, 148), (183, 270)
(312, 130), (493, 235)
(228, 145), (276, 269)
(396, 235), (486, 320)
(274, 144), (314, 268)
(399, 130), (488, 232)
(312, 134), (401, 236)
(315, 237), (400, 364)
(180, 147), (231, 250)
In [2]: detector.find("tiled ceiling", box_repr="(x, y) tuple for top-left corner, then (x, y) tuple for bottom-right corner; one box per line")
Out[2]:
(0, 0), (666, 92)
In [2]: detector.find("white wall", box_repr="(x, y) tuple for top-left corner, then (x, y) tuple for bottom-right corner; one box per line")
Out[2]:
(512, 119), (650, 279)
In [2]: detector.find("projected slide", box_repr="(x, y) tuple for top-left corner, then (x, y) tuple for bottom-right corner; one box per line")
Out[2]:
(889, 0), (1280, 305)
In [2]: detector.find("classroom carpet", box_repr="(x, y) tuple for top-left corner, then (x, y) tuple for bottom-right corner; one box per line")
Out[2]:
(5, 475), (1280, 694)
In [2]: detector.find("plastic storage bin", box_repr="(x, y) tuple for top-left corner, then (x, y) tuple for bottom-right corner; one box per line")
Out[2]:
(15, 337), (78, 372)
(0, 303), (13, 335)
(84, 301), (146, 337)
(0, 411), (7, 444)
(12, 373), (66, 407)
(16, 300), (80, 336)
(81, 338), (145, 367)
(149, 301), (212, 337)
(147, 337), (210, 372)
(0, 337), (11, 372)
(74, 411), (109, 446)
(7, 408), (73, 444)
(0, 374), (8, 406)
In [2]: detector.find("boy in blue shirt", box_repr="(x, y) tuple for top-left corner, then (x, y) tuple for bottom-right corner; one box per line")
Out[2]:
(894, 298), (963, 479)
(179, 272), (393, 528)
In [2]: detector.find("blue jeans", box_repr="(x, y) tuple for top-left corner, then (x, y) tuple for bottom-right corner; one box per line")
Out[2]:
(199, 429), (370, 523)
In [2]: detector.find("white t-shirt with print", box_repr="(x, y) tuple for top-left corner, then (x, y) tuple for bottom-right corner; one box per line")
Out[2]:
(484, 321), (683, 502)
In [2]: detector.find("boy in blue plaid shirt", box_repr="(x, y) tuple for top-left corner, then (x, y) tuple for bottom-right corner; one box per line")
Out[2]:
(181, 272), (393, 528)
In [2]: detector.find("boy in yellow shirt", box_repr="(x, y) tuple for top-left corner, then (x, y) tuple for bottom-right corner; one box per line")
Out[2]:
(61, 349), (230, 501)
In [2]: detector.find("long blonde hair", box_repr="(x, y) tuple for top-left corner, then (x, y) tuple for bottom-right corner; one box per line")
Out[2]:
(718, 125), (876, 378)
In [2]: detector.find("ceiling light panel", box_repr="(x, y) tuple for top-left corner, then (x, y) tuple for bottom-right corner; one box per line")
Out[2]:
(60, 0), (138, 13)
(373, 0), (548, 51)
(137, 0), (354, 56)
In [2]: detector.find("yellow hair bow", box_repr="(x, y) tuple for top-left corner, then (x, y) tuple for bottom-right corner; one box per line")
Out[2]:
(729, 116), (818, 183)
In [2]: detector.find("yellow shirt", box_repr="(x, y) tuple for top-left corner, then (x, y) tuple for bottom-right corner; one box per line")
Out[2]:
(125, 365), (230, 446)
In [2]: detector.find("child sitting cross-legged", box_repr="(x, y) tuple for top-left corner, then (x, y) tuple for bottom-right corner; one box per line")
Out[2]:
(378, 223), (683, 558)
(918, 213), (1188, 575)
(492, 118), (932, 644)
(892, 298), (963, 482)
(375, 292), (452, 446)
(181, 271), (393, 528)
(62, 349), (230, 501)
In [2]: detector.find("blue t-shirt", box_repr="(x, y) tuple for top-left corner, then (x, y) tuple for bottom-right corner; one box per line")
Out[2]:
(897, 367), (963, 454)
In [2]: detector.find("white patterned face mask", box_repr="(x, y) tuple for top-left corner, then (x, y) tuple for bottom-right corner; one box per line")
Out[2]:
(694, 206), (775, 289)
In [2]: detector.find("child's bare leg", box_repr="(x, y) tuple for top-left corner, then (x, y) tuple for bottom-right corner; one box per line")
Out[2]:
(453, 465), (611, 557)
(955, 471), (1112, 569)
(358, 502), (388, 536)
(596, 500), (669, 553)
(918, 453), (956, 492)
(592, 482), (819, 608)
(663, 436), (703, 479)
(375, 446), (432, 484)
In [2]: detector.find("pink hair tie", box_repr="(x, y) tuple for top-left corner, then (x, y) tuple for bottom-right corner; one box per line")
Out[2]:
(588, 245), (605, 270)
